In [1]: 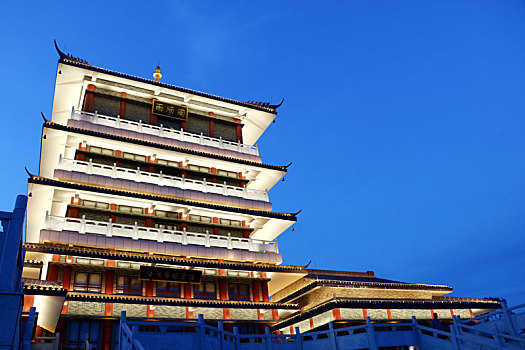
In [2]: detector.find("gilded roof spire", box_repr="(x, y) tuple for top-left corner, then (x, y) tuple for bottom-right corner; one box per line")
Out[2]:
(153, 62), (162, 82)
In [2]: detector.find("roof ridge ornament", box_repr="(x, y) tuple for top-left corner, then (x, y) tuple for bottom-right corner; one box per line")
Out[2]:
(54, 39), (67, 58)
(244, 98), (284, 111)
(41, 111), (48, 122)
(24, 167), (35, 179)
(269, 98), (285, 110)
(54, 39), (88, 64)
(153, 63), (162, 82)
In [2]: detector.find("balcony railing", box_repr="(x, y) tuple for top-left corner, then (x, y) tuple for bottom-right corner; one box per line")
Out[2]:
(70, 108), (259, 156)
(44, 213), (278, 254)
(58, 156), (269, 202)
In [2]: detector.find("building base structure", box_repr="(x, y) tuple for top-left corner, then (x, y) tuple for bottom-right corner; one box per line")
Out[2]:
(19, 43), (501, 349)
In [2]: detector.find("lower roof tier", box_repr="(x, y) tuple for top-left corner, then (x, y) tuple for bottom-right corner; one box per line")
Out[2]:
(271, 297), (501, 332)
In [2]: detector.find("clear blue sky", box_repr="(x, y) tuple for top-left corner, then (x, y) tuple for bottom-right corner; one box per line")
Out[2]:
(1, 1), (524, 304)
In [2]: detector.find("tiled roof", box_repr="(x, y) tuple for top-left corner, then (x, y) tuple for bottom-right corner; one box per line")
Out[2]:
(271, 297), (501, 331)
(23, 243), (308, 273)
(66, 292), (298, 309)
(27, 176), (297, 221)
(44, 121), (288, 171)
(55, 42), (280, 115)
(22, 278), (68, 297)
(274, 279), (453, 304)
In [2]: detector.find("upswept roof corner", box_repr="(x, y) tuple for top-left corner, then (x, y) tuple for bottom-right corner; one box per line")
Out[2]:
(53, 40), (283, 114)
(54, 39), (88, 65)
(244, 98), (285, 111)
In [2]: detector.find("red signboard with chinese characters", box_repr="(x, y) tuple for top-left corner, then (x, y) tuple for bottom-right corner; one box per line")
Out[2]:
(151, 100), (188, 121)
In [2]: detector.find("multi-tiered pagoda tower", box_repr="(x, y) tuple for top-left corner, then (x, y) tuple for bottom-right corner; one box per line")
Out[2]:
(21, 43), (499, 349)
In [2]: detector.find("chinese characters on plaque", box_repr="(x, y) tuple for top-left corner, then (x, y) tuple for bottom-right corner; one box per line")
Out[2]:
(151, 100), (188, 121)
(139, 266), (202, 284)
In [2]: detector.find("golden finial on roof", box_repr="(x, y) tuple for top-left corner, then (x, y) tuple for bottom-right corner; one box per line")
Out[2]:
(153, 63), (162, 82)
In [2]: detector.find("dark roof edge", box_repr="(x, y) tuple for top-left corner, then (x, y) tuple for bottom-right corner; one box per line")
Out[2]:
(44, 121), (287, 172)
(271, 298), (501, 331)
(28, 176), (297, 221)
(23, 243), (307, 273)
(59, 58), (278, 115)
(65, 292), (297, 309)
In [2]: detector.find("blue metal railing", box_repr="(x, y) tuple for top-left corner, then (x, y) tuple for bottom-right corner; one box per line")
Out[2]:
(118, 304), (525, 350)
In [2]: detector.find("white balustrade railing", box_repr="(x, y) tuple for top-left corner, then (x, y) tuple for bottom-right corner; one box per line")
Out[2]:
(70, 108), (259, 156)
(58, 156), (269, 202)
(44, 213), (278, 254)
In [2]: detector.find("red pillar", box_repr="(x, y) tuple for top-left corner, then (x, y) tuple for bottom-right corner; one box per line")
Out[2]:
(184, 283), (193, 318)
(47, 264), (59, 282)
(145, 218), (155, 227)
(63, 266), (72, 290)
(252, 280), (260, 302)
(219, 280), (227, 300)
(234, 119), (243, 143)
(119, 92), (127, 118)
(67, 207), (80, 219)
(332, 308), (341, 320)
(149, 98), (157, 125)
(387, 309), (393, 320)
(83, 84), (96, 112)
(75, 153), (87, 161)
(102, 320), (113, 350)
(213, 218), (219, 235)
(146, 281), (154, 317)
(34, 326), (43, 339)
(23, 295), (35, 312)
(218, 278), (230, 319)
(257, 309), (264, 320)
(261, 281), (269, 302)
(210, 167), (217, 183)
(362, 309), (368, 319)
(104, 270), (114, 316)
(223, 308), (230, 320)
(272, 309), (279, 320)
(209, 115), (215, 138)
(184, 283), (192, 299)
